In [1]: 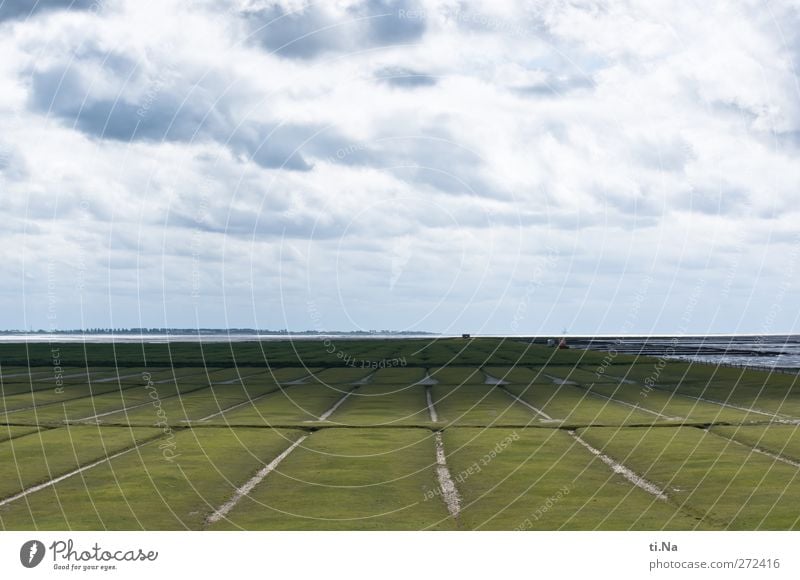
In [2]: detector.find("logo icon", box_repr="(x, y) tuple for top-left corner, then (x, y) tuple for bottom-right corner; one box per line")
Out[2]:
(20, 540), (46, 568)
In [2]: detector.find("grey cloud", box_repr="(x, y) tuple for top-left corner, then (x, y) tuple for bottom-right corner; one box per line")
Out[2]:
(512, 74), (595, 98)
(593, 185), (667, 220)
(776, 130), (800, 150)
(231, 123), (318, 171)
(356, 0), (426, 44)
(677, 187), (751, 216)
(375, 66), (437, 88)
(105, 252), (140, 270)
(0, 146), (26, 180)
(30, 63), (226, 142)
(447, 3), (545, 38)
(377, 136), (507, 199)
(243, 0), (425, 60)
(0, 0), (96, 22)
(232, 123), (406, 171)
(633, 136), (695, 172)
(29, 60), (323, 170)
(167, 203), (344, 241)
(242, 4), (345, 60)
(292, 130), (510, 199)
(388, 165), (493, 199)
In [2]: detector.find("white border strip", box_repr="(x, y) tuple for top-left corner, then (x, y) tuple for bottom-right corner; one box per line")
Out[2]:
(317, 389), (355, 421)
(426, 387), (439, 422)
(544, 374), (577, 385)
(0, 440), (154, 508)
(211, 372), (267, 385)
(75, 399), (157, 421)
(194, 390), (278, 422)
(206, 435), (308, 525)
(705, 429), (800, 468)
(501, 388), (554, 421)
(433, 432), (461, 518)
(93, 373), (146, 384)
(569, 430), (668, 500)
(653, 387), (785, 419)
(582, 385), (679, 420)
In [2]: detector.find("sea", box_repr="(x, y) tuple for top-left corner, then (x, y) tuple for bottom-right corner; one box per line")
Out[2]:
(564, 335), (800, 371)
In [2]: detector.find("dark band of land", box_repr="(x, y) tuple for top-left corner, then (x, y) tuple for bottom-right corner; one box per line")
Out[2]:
(1, 338), (798, 530)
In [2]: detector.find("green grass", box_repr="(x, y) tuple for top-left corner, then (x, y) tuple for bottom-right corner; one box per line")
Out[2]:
(710, 425), (800, 463)
(306, 367), (374, 384)
(4, 381), (213, 425)
(483, 365), (557, 384)
(1, 381), (144, 413)
(0, 425), (161, 500)
(369, 367), (427, 384)
(429, 366), (486, 384)
(331, 385), (430, 426)
(541, 366), (623, 384)
(0, 425), (40, 443)
(0, 428), (303, 530)
(577, 426), (800, 529)
(0, 338), (609, 367)
(504, 383), (660, 425)
(443, 428), (705, 530)
(1, 338), (798, 530)
(583, 382), (755, 423)
(208, 384), (351, 425)
(432, 385), (539, 426)
(207, 428), (455, 530)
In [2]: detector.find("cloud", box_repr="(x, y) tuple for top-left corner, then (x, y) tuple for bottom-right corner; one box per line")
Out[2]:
(374, 65), (437, 88)
(27, 54), (321, 169)
(243, 0), (426, 59)
(1, 0), (799, 332)
(510, 73), (594, 97)
(0, 0), (97, 23)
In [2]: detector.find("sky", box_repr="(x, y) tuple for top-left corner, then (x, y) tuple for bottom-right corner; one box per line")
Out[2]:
(0, 0), (798, 335)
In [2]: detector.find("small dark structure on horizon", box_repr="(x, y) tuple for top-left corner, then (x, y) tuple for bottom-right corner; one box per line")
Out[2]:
(462, 333), (471, 339)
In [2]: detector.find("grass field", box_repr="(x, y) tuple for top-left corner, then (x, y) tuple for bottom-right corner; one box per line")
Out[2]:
(1, 338), (799, 530)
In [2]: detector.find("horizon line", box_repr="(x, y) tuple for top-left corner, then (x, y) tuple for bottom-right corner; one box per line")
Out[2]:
(0, 331), (798, 338)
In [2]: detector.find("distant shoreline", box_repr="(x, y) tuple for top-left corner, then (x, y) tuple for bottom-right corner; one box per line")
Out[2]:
(0, 333), (440, 344)
(0, 334), (798, 370)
